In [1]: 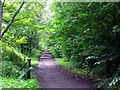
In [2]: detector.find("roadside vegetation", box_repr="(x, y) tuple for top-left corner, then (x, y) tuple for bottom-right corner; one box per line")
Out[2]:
(1, 1), (45, 88)
(0, 1), (120, 89)
(47, 2), (120, 89)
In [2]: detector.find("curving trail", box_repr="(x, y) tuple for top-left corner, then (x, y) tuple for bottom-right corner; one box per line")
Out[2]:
(34, 50), (97, 89)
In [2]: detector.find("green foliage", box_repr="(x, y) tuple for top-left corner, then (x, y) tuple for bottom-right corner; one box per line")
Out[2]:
(16, 36), (28, 44)
(2, 77), (39, 88)
(2, 43), (28, 64)
(1, 2), (45, 88)
(56, 58), (89, 77)
(46, 2), (120, 88)
(31, 48), (41, 57)
(2, 1), (120, 89)
(2, 2), (44, 56)
(109, 77), (120, 87)
(18, 67), (33, 79)
(31, 57), (39, 66)
(1, 60), (19, 77)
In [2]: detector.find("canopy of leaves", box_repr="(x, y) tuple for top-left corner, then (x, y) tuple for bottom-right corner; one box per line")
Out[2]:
(1, 2), (45, 87)
(1, 1), (120, 88)
(45, 2), (120, 88)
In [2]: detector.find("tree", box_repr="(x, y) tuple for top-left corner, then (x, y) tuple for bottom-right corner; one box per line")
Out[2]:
(48, 2), (120, 83)
(0, 1), (25, 39)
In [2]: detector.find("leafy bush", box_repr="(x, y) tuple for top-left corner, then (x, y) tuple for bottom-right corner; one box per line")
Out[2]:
(2, 43), (27, 64)
(48, 2), (120, 88)
(1, 60), (19, 77)
(31, 48), (41, 58)
(48, 47), (61, 58)
(109, 77), (120, 88)
(2, 77), (40, 88)
(31, 57), (39, 66)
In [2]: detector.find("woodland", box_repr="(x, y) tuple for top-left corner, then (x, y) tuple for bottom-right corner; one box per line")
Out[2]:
(0, 1), (120, 89)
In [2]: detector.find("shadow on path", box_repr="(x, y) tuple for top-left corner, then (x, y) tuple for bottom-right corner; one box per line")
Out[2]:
(33, 50), (95, 89)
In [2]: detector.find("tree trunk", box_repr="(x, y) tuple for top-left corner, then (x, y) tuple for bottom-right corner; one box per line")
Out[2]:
(0, 0), (2, 33)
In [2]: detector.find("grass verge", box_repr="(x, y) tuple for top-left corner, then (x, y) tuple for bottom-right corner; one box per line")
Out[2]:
(55, 58), (89, 77)
(55, 58), (110, 88)
(31, 57), (39, 67)
(2, 77), (40, 88)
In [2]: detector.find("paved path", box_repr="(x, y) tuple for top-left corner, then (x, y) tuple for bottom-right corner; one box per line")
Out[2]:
(34, 50), (96, 89)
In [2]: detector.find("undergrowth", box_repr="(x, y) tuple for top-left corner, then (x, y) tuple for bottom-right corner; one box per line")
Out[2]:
(56, 58), (120, 89)
(2, 77), (39, 88)
(1, 43), (40, 89)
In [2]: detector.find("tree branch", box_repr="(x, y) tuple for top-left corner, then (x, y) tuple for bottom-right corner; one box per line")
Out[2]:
(0, 1), (25, 40)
